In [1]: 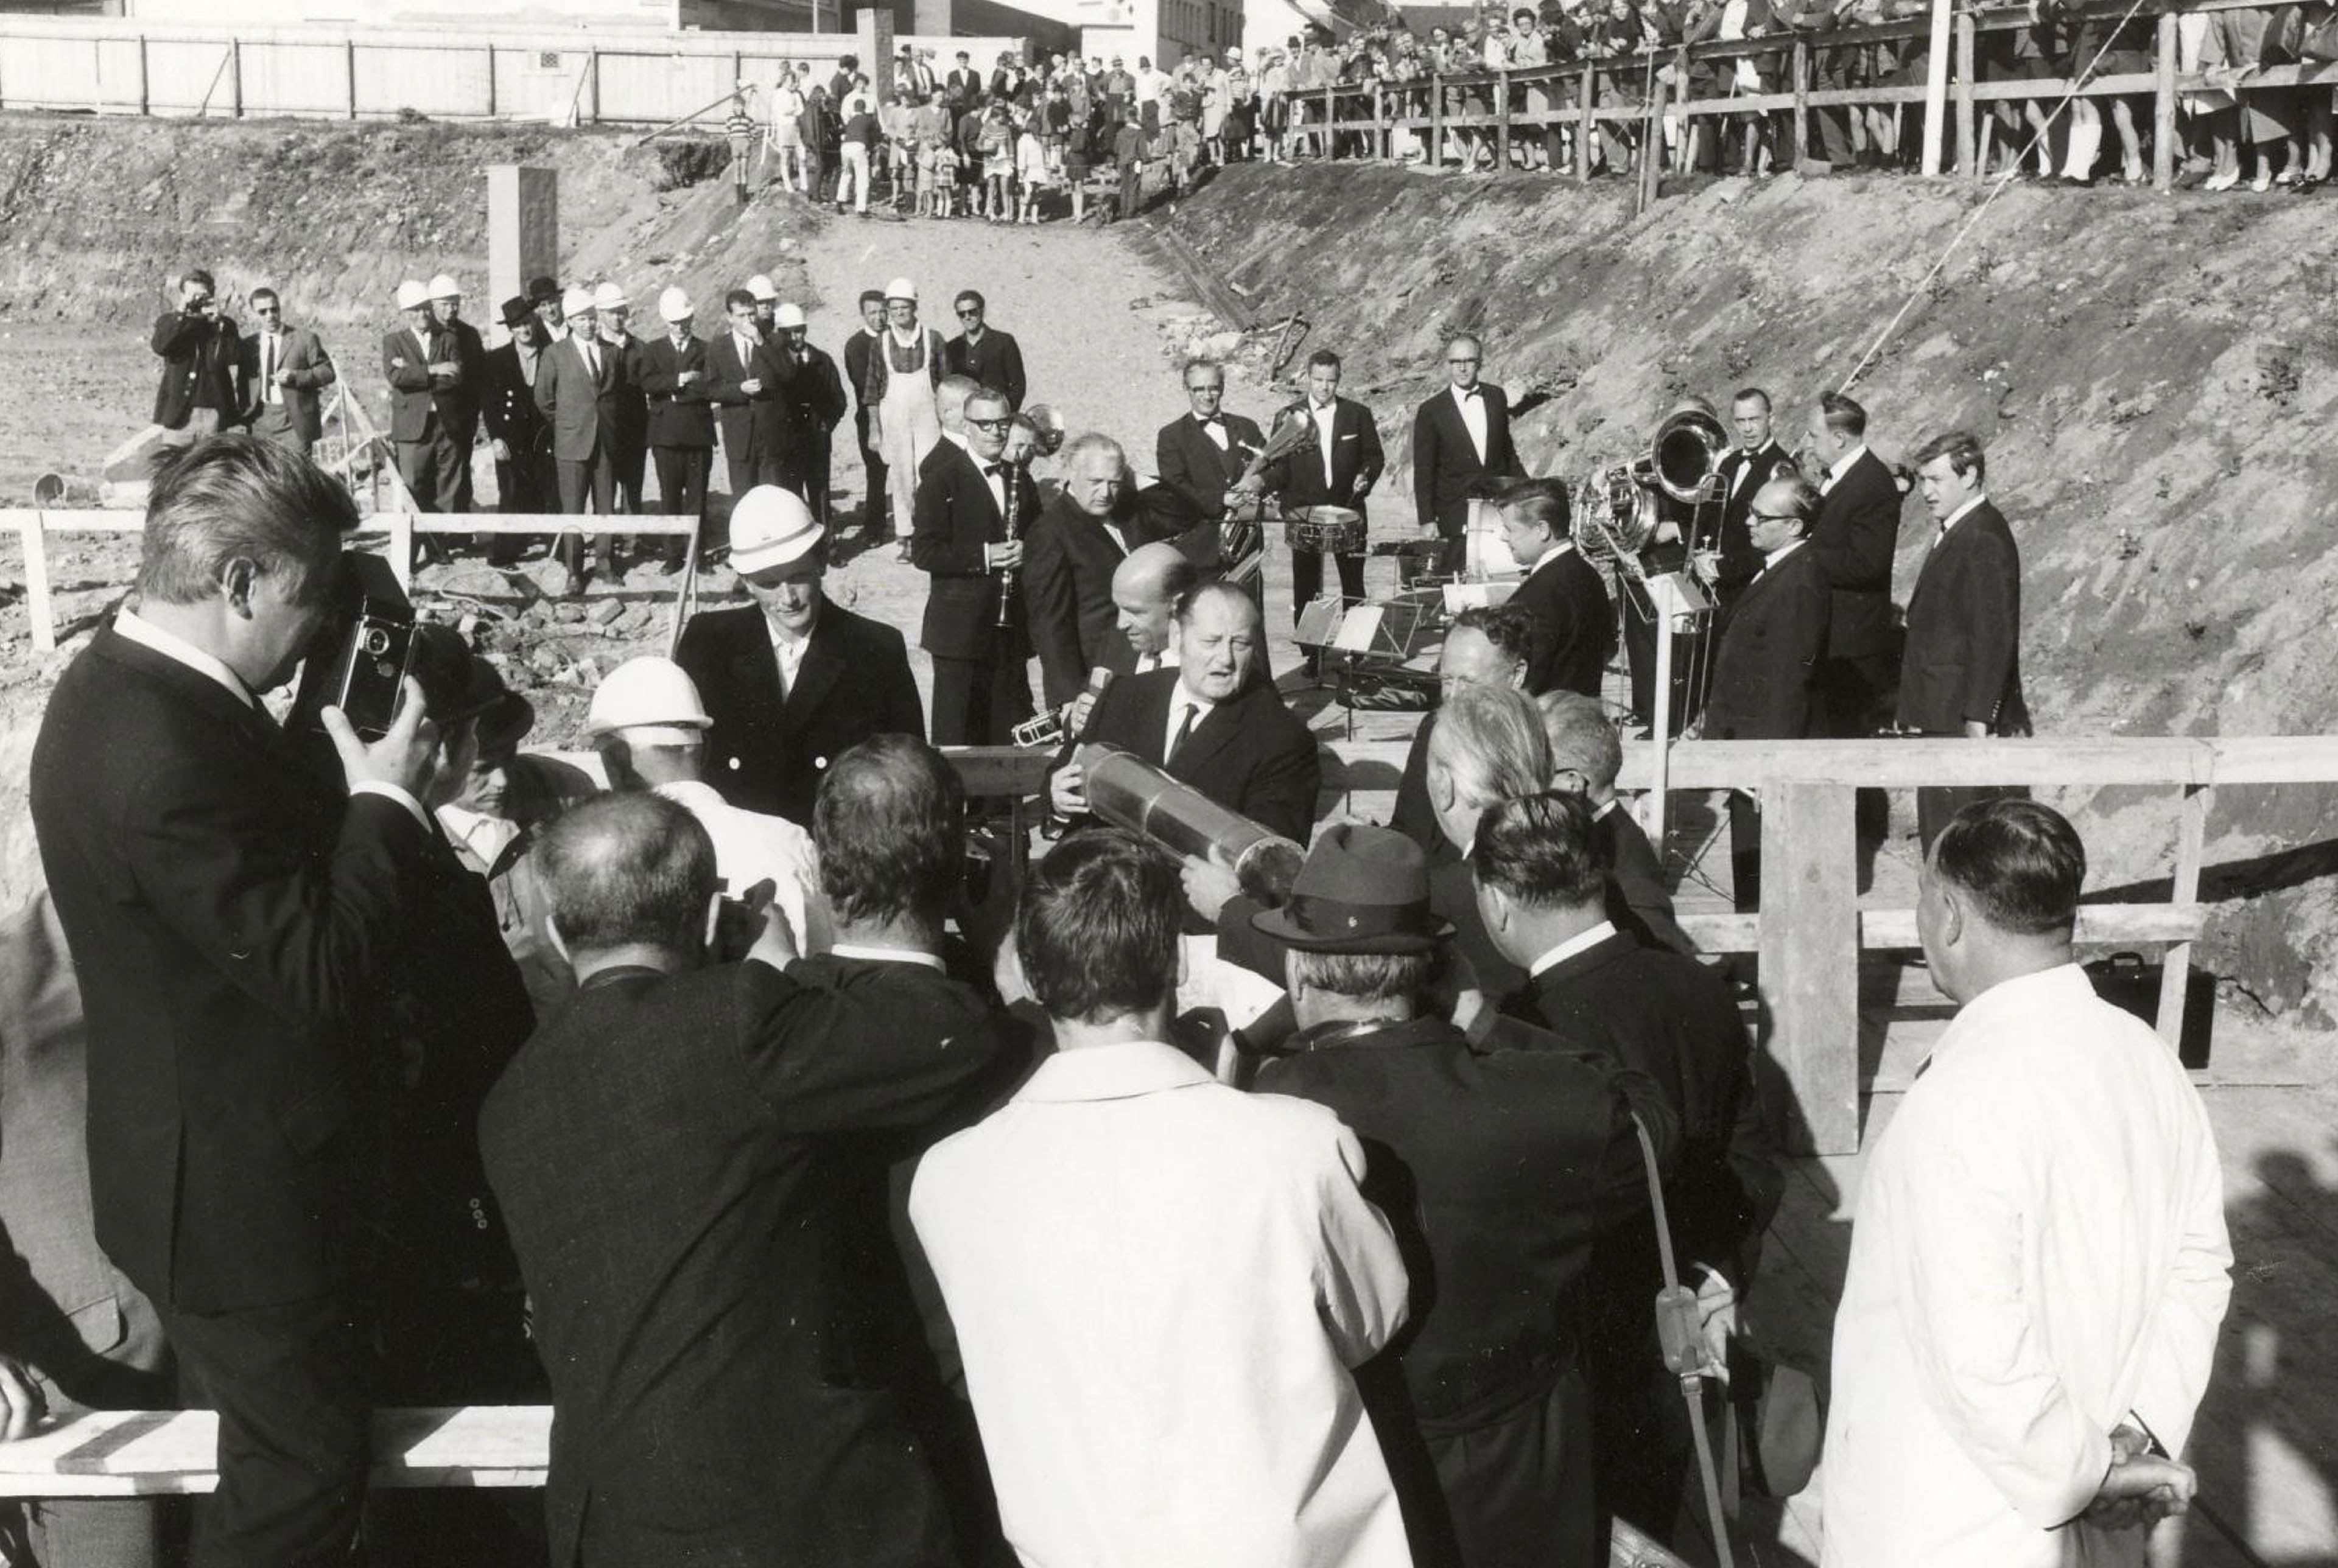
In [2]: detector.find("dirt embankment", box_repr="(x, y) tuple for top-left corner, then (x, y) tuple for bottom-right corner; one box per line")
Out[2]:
(1164, 163), (2338, 1024)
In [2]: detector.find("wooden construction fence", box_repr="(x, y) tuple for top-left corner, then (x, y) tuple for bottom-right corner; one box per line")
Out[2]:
(1294, 0), (2338, 193)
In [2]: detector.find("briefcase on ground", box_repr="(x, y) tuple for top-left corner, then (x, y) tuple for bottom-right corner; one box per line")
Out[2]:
(2084, 951), (2214, 1069)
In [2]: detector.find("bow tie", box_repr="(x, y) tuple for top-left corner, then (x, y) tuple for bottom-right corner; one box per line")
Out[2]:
(982, 463), (1004, 477)
(1456, 386), (1480, 399)
(1196, 414), (1221, 426)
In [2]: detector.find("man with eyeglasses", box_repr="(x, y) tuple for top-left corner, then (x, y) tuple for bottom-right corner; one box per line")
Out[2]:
(1411, 333), (1526, 581)
(911, 388), (1041, 744)
(1710, 387), (1797, 613)
(1701, 474), (1829, 911)
(941, 290), (1027, 412)
(237, 287), (335, 461)
(1156, 359), (1268, 529)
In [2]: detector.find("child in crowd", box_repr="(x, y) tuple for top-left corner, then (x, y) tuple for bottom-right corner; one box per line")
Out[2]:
(1016, 117), (1051, 222)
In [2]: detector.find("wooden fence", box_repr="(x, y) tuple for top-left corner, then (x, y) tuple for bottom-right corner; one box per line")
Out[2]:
(0, 18), (1023, 125)
(1290, 0), (2338, 193)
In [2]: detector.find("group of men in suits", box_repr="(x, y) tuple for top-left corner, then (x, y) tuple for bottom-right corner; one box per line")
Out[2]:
(149, 268), (337, 459)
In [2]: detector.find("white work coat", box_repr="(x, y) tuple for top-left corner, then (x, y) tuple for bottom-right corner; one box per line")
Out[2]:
(1823, 965), (2233, 1567)
(909, 1040), (1413, 1568)
(652, 780), (829, 954)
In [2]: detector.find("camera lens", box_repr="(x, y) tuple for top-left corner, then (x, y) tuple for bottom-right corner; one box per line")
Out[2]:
(363, 628), (393, 656)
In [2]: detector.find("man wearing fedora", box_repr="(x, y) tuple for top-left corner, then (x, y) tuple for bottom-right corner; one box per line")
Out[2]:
(1248, 821), (1673, 1568)
(482, 293), (556, 566)
(675, 485), (925, 827)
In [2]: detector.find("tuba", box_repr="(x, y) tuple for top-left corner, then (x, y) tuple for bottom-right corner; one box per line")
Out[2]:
(1571, 401), (1730, 563)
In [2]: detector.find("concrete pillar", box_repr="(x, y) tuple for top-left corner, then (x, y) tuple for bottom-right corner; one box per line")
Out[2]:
(857, 7), (895, 104)
(488, 166), (558, 323)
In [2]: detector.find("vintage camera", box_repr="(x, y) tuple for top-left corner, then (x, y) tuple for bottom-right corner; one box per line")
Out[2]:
(288, 549), (418, 740)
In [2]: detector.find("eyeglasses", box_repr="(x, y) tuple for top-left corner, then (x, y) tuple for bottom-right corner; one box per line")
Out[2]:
(1750, 510), (1801, 523)
(957, 307), (983, 318)
(967, 416), (1013, 432)
(255, 306), (282, 316)
(1188, 383), (1224, 394)
(1447, 357), (1479, 366)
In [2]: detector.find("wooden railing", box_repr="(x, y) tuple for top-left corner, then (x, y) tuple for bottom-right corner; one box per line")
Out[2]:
(1296, 0), (2338, 192)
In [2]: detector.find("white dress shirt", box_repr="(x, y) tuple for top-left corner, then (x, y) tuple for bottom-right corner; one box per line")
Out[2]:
(260, 331), (284, 404)
(1452, 383), (1489, 464)
(1822, 964), (2231, 1567)
(1312, 397), (1339, 488)
(1164, 682), (1213, 761)
(652, 780), (829, 954)
(1132, 646), (1182, 675)
(1933, 491), (1988, 545)
(909, 1040), (1413, 1568)
(1527, 919), (1616, 979)
(767, 615), (811, 701)
(113, 607), (428, 830)
(1197, 413), (1230, 452)
(1820, 443), (1868, 495)
(1752, 537), (1806, 584)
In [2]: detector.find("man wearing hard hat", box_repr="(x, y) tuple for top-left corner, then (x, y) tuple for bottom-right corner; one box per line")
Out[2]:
(588, 655), (829, 954)
(675, 486), (924, 825)
(640, 287), (717, 572)
(533, 284), (630, 584)
(593, 282), (651, 523)
(384, 275), (482, 524)
(768, 301), (848, 530)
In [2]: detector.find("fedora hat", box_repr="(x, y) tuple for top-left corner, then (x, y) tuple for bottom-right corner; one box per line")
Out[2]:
(1251, 824), (1453, 956)
(410, 624), (535, 751)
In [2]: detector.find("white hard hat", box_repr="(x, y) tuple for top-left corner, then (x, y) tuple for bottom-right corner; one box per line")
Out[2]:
(561, 285), (598, 317)
(395, 279), (430, 310)
(745, 273), (781, 302)
(593, 281), (630, 312)
(658, 286), (693, 324)
(588, 656), (713, 743)
(773, 303), (807, 329)
(883, 276), (918, 303)
(728, 485), (824, 577)
(427, 273), (462, 300)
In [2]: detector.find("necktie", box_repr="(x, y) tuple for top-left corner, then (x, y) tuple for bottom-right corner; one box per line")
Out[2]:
(1168, 704), (1198, 766)
(262, 334), (279, 404)
(583, 340), (599, 380)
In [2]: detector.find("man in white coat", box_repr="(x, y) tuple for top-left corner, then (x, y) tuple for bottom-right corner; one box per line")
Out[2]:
(910, 830), (1413, 1568)
(1823, 799), (2231, 1566)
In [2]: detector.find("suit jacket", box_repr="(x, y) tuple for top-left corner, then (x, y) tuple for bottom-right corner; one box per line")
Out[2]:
(1713, 440), (1798, 595)
(911, 440), (1041, 663)
(1705, 544), (1829, 741)
(533, 332), (630, 464)
(1274, 396), (1386, 523)
(1593, 804), (1695, 957)
(637, 334), (717, 450)
(1897, 501), (2030, 736)
(151, 310), (242, 430)
(779, 343), (850, 458)
(480, 340), (550, 456)
(1809, 447), (1905, 662)
(943, 329), (1027, 410)
(1511, 544), (1615, 699)
(1511, 928), (1782, 1280)
(704, 329), (793, 471)
(1411, 383), (1526, 536)
(1064, 667), (1321, 844)
(236, 324), (335, 444)
(29, 625), (437, 1311)
(479, 956), (1014, 1568)
(604, 331), (651, 462)
(382, 319), (486, 447)
(675, 601), (926, 826)
(1156, 411), (1269, 523)
(1020, 493), (1173, 708)
(841, 328), (882, 416)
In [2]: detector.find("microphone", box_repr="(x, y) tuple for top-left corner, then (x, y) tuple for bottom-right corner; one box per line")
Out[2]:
(1073, 667), (1115, 743)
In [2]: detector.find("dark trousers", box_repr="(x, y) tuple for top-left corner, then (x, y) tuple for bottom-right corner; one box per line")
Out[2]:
(1729, 789), (1763, 914)
(796, 444), (834, 530)
(855, 408), (890, 534)
(1620, 580), (1713, 733)
(555, 447), (620, 576)
(1291, 546), (1366, 620)
(1118, 159), (1142, 217)
(1911, 740), (2031, 849)
(1431, 1373), (1597, 1568)
(613, 436), (648, 517)
(929, 654), (1033, 747)
(488, 444), (555, 565)
(651, 444), (711, 565)
(158, 1293), (371, 1568)
(396, 427), (469, 514)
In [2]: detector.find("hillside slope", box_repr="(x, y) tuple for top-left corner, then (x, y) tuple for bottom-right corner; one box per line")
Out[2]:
(1164, 164), (2338, 1023)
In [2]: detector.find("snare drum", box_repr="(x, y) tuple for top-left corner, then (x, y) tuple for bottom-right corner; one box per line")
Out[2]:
(1284, 505), (1367, 555)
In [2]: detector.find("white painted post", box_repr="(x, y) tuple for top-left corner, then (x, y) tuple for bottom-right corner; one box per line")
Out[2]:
(21, 514), (54, 654)
(1920, 0), (1952, 174)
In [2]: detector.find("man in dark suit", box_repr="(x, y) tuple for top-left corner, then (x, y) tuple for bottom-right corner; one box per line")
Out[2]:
(29, 437), (455, 1568)
(592, 283), (652, 520)
(1022, 433), (1176, 710)
(534, 285), (630, 583)
(1803, 390), (1904, 738)
(236, 287), (334, 460)
(943, 290), (1028, 411)
(841, 291), (893, 537)
(482, 295), (555, 567)
(771, 302), (849, 529)
(150, 268), (242, 442)
(423, 274), (488, 513)
(1477, 790), (1782, 1547)
(1414, 680), (1555, 1009)
(1411, 334), (1526, 578)
(706, 287), (792, 499)
(1711, 387), (1799, 613)
(1702, 475), (1829, 910)
(1900, 432), (2031, 848)
(676, 486), (925, 826)
(1155, 359), (1269, 527)
(1495, 479), (1615, 699)
(1536, 690), (1697, 957)
(480, 779), (1016, 1568)
(1387, 604), (1533, 861)
(639, 287), (715, 572)
(1250, 824), (1669, 1568)
(913, 388), (1040, 746)
(1050, 581), (1319, 844)
(1272, 349), (1384, 626)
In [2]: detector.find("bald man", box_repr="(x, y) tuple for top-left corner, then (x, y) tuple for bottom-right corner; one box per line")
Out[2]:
(1112, 542), (1201, 674)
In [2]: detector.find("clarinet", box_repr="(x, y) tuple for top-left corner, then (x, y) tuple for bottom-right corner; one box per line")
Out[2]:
(994, 457), (1024, 631)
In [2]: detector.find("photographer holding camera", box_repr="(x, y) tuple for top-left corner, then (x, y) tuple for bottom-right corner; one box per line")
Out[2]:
(150, 268), (245, 445)
(29, 435), (482, 1568)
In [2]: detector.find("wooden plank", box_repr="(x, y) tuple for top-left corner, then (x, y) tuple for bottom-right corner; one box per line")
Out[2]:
(941, 744), (1055, 799)
(1679, 901), (2209, 953)
(1920, 0), (1951, 173)
(1761, 781), (1860, 1155)
(1578, 67), (1594, 184)
(2158, 784), (2212, 1052)
(20, 513), (55, 655)
(1955, 11), (1978, 177)
(2152, 12), (2178, 190)
(1791, 40), (1810, 166)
